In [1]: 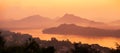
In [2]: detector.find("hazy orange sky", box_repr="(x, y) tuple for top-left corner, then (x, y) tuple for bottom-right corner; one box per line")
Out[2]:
(0, 0), (120, 22)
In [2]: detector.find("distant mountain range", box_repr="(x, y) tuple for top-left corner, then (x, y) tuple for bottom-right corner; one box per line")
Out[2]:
(0, 15), (54, 29)
(56, 14), (104, 26)
(55, 14), (110, 29)
(42, 24), (120, 38)
(0, 14), (120, 29)
(110, 20), (120, 25)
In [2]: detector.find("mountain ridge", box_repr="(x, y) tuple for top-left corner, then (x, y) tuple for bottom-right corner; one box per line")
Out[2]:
(0, 14), (119, 29)
(42, 24), (120, 38)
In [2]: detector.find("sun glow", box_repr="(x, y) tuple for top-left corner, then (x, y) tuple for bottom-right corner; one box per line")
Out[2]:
(1, 0), (120, 22)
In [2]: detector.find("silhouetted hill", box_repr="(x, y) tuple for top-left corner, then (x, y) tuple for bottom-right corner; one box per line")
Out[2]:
(56, 14), (105, 27)
(42, 24), (120, 38)
(0, 15), (54, 29)
(19, 15), (52, 22)
(0, 14), (119, 30)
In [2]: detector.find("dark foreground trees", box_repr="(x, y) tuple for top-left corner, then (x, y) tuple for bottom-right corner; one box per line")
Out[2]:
(72, 43), (100, 53)
(1, 30), (120, 53)
(4, 40), (55, 53)
(0, 32), (55, 53)
(73, 43), (89, 53)
(0, 39), (55, 53)
(111, 43), (120, 53)
(72, 43), (120, 53)
(0, 32), (5, 53)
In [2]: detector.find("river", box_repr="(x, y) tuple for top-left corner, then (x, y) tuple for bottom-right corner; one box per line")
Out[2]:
(10, 29), (120, 48)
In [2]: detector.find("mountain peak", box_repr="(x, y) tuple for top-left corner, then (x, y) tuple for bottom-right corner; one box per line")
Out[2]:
(18, 15), (52, 22)
(64, 13), (74, 16)
(63, 13), (76, 18)
(58, 13), (86, 22)
(26, 15), (42, 19)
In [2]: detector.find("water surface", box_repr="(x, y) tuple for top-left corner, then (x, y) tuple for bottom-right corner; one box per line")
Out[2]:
(11, 29), (120, 48)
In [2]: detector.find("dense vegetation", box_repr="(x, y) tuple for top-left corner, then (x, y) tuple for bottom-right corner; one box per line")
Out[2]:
(0, 30), (120, 53)
(0, 32), (55, 53)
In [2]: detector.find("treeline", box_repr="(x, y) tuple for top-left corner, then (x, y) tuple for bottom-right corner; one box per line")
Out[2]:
(0, 30), (120, 53)
(0, 34), (55, 53)
(72, 43), (120, 53)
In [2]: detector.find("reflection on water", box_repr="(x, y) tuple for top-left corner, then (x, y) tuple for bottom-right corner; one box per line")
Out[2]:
(11, 29), (120, 48)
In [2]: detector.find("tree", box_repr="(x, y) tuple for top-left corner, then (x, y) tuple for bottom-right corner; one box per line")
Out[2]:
(0, 32), (5, 47)
(115, 43), (120, 53)
(0, 32), (5, 53)
(25, 38), (40, 53)
(111, 43), (120, 53)
(73, 43), (89, 53)
(45, 46), (55, 53)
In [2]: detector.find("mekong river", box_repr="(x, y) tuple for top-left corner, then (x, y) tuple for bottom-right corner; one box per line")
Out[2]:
(11, 29), (120, 48)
